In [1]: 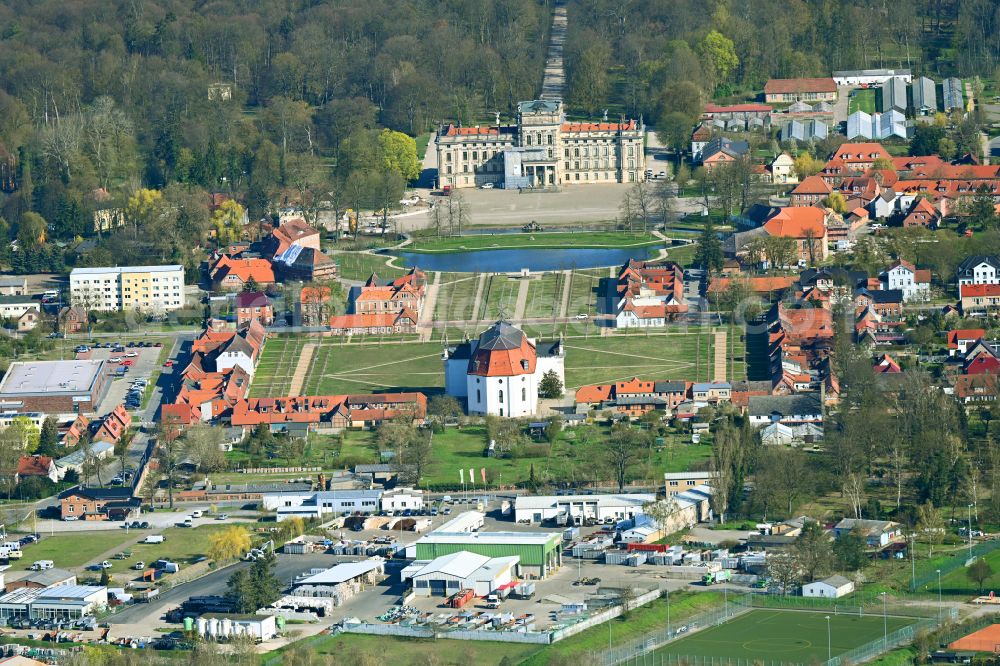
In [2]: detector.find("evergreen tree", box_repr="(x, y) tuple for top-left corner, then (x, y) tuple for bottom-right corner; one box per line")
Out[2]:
(695, 219), (723, 272)
(538, 370), (564, 399)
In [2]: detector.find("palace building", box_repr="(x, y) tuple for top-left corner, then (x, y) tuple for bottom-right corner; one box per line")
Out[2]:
(435, 100), (644, 190)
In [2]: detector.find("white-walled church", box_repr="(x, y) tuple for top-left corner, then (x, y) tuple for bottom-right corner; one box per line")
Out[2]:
(443, 321), (565, 418)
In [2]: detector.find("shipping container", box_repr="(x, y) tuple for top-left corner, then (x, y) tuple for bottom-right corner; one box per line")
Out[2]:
(626, 553), (647, 566)
(627, 543), (668, 553)
(605, 552), (628, 565)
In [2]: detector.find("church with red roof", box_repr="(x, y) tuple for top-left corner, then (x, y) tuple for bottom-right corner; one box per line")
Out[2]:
(443, 321), (565, 417)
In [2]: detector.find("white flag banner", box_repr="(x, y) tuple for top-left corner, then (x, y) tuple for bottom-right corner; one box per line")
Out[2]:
(460, 468), (464, 484)
(469, 468), (475, 485)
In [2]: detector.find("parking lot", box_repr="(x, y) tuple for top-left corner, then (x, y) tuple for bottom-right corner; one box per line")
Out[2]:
(84, 342), (165, 416)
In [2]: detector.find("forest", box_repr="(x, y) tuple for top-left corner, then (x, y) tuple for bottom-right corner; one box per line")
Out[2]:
(564, 0), (1000, 136)
(0, 0), (551, 273)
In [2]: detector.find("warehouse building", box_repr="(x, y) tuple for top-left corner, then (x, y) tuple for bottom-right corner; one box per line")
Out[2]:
(0, 360), (110, 414)
(513, 493), (655, 525)
(0, 585), (107, 621)
(268, 489), (384, 521)
(401, 551), (520, 597)
(414, 516), (561, 579)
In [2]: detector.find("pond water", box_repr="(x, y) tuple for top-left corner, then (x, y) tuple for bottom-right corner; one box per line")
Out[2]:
(391, 246), (662, 273)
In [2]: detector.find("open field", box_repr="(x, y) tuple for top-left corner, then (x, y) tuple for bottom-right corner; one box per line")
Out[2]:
(252, 330), (726, 398)
(285, 633), (538, 666)
(406, 231), (661, 253)
(341, 423), (711, 489)
(10, 531), (139, 571)
(563, 332), (718, 388)
(333, 252), (408, 282)
(656, 609), (915, 662)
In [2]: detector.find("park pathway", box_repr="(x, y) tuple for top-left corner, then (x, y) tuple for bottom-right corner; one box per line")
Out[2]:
(418, 272), (442, 341)
(557, 270), (572, 318)
(470, 273), (488, 322)
(540, 1), (567, 100)
(713, 330), (727, 382)
(288, 343), (317, 395)
(513, 279), (531, 321)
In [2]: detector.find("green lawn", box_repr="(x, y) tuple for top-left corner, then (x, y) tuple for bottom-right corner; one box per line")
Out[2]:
(563, 332), (717, 388)
(300, 339), (444, 395)
(524, 273), (562, 319)
(414, 133), (431, 161)
(285, 633), (538, 666)
(252, 330), (726, 399)
(849, 88), (877, 114)
(433, 275), (479, 323)
(333, 252), (408, 282)
(405, 231), (661, 253)
(936, 545), (1000, 596)
(656, 609), (915, 662)
(11, 531), (139, 570)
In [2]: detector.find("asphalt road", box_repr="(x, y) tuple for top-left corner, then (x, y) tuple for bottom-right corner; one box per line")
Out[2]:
(110, 552), (338, 625)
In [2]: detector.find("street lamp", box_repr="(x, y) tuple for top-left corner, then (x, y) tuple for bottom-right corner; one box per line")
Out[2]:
(880, 591), (887, 649)
(825, 615), (831, 661)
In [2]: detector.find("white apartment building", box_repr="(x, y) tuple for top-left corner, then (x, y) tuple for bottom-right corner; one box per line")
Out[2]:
(70, 265), (185, 313)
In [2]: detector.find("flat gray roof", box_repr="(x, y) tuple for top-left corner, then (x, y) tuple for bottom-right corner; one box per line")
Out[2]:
(0, 360), (106, 396)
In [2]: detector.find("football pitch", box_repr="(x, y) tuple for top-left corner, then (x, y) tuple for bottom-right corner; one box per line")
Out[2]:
(655, 609), (916, 663)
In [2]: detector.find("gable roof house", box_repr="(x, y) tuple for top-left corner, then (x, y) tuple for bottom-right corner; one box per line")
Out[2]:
(961, 284), (1000, 316)
(955, 374), (1000, 404)
(764, 78), (837, 103)
(879, 260), (931, 302)
(613, 260), (688, 328)
(957, 255), (1000, 286)
(94, 404), (132, 444)
(700, 137), (749, 171)
(833, 518), (902, 548)
(211, 256), (276, 291)
(948, 329), (986, 356)
(235, 291), (274, 328)
(15, 455), (59, 484)
(789, 176), (832, 207)
(747, 394), (823, 427)
(901, 198), (940, 228)
(762, 207), (829, 264)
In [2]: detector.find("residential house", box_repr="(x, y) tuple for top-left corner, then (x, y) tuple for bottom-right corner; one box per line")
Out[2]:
(691, 382), (731, 403)
(58, 306), (87, 334)
(15, 455), (59, 484)
(873, 353), (902, 374)
(235, 291), (274, 328)
(803, 575), (855, 599)
(833, 518), (902, 548)
(957, 256), (1000, 286)
(789, 176), (832, 207)
(700, 137), (749, 171)
(299, 286), (332, 328)
(947, 329), (986, 356)
(902, 198), (939, 228)
(955, 374), (1000, 404)
(855, 289), (903, 319)
(768, 153), (798, 184)
(256, 217), (321, 256)
(214, 319), (267, 377)
(690, 124), (714, 161)
(614, 260), (688, 328)
(211, 257), (275, 291)
(880, 260), (931, 302)
(58, 487), (139, 521)
(961, 284), (1000, 316)
(17, 309), (40, 332)
(94, 405), (131, 444)
(0, 277), (27, 296)
(963, 340), (1000, 375)
(747, 394), (823, 427)
(62, 415), (90, 448)
(763, 78), (837, 103)
(331, 269), (425, 335)
(762, 207), (829, 264)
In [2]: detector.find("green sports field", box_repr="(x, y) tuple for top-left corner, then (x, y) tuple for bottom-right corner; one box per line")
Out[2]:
(656, 609), (915, 662)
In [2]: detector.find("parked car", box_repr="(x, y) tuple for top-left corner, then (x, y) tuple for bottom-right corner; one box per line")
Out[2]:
(120, 360), (134, 366)
(133, 561), (146, 570)
(163, 360), (174, 367)
(125, 352), (138, 358)
(99, 561), (113, 569)
(216, 514), (229, 521)
(109, 357), (122, 363)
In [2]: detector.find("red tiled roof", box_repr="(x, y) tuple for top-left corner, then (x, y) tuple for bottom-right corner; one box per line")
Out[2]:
(764, 78), (836, 94)
(948, 329), (986, 348)
(709, 276), (797, 294)
(443, 125), (499, 136)
(764, 207), (826, 238)
(212, 256), (275, 284)
(16, 456), (53, 477)
(792, 175), (832, 195)
(704, 103), (772, 113)
(961, 284), (1000, 298)
(561, 120), (637, 132)
(576, 384), (613, 404)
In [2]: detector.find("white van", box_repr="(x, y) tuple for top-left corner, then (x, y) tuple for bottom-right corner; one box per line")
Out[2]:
(31, 560), (53, 571)
(190, 510), (203, 519)
(143, 535), (165, 544)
